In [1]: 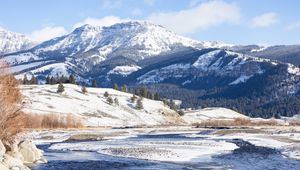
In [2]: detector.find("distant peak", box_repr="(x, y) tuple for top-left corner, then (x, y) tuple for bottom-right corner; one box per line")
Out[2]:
(72, 24), (102, 33)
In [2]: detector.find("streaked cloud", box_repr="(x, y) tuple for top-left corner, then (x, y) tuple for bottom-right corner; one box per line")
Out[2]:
(73, 16), (129, 29)
(29, 26), (67, 42)
(285, 21), (300, 31)
(251, 12), (278, 28)
(147, 0), (241, 34)
(131, 8), (143, 16)
(144, 0), (156, 6)
(101, 0), (123, 9)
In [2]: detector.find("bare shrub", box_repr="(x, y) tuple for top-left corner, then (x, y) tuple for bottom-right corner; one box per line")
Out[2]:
(233, 117), (251, 126)
(25, 113), (83, 129)
(193, 117), (278, 127)
(251, 118), (278, 126)
(287, 119), (300, 126)
(193, 119), (235, 127)
(0, 62), (25, 143)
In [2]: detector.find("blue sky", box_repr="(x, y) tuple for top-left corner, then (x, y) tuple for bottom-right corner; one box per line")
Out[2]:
(1, 0), (300, 45)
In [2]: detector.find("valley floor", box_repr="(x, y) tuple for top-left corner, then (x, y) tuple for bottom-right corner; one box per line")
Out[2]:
(25, 126), (300, 170)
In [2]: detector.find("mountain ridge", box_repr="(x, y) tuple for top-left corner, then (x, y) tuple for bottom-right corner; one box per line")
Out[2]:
(0, 27), (36, 55)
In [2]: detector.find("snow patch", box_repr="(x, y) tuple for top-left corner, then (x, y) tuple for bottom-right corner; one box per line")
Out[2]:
(108, 65), (141, 76)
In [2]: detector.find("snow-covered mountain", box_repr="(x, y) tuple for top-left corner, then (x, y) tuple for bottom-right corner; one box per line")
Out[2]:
(0, 27), (35, 55)
(230, 45), (300, 67)
(1, 21), (232, 78)
(122, 48), (300, 118)
(2, 21), (300, 118)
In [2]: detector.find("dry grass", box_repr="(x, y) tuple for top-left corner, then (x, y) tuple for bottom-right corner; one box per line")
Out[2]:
(194, 117), (279, 127)
(25, 113), (83, 129)
(288, 119), (300, 126)
(251, 118), (278, 126)
(194, 118), (250, 127)
(0, 62), (25, 144)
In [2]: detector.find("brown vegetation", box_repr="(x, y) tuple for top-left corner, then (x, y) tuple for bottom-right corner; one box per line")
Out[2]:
(0, 62), (25, 143)
(24, 113), (83, 129)
(194, 118), (279, 127)
(288, 119), (300, 126)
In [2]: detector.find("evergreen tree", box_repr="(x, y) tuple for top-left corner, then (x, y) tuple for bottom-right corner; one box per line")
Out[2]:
(121, 84), (128, 92)
(131, 94), (137, 102)
(92, 80), (97, 87)
(30, 75), (38, 84)
(50, 76), (55, 85)
(114, 97), (119, 105)
(177, 110), (185, 116)
(104, 91), (109, 98)
(69, 74), (76, 84)
(46, 75), (51, 84)
(81, 86), (87, 94)
(169, 99), (177, 110)
(57, 83), (65, 93)
(136, 98), (144, 110)
(154, 93), (160, 101)
(134, 89), (139, 96)
(107, 96), (113, 105)
(139, 87), (147, 97)
(59, 75), (67, 83)
(23, 75), (28, 85)
(147, 91), (153, 100)
(113, 83), (119, 91)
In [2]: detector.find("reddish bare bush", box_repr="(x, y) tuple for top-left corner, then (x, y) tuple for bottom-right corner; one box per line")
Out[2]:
(287, 119), (300, 126)
(251, 118), (278, 126)
(25, 113), (83, 129)
(194, 117), (278, 127)
(0, 62), (25, 143)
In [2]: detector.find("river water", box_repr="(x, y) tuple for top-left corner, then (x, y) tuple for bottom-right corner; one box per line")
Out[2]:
(32, 131), (300, 170)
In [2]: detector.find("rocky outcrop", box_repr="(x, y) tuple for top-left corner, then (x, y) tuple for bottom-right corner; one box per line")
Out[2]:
(18, 140), (47, 164)
(0, 140), (46, 170)
(0, 140), (5, 157)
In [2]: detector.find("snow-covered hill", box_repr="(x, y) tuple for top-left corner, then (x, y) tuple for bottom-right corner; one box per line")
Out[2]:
(0, 27), (35, 55)
(182, 107), (248, 124)
(21, 84), (183, 127)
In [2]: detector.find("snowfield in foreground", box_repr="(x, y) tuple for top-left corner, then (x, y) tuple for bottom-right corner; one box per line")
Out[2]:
(21, 84), (182, 127)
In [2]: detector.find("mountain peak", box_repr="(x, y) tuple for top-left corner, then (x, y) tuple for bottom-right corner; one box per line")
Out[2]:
(0, 27), (35, 55)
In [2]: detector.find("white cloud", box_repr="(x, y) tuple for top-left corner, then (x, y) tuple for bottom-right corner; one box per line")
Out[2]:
(101, 0), (123, 9)
(73, 16), (129, 29)
(251, 12), (278, 28)
(147, 0), (241, 34)
(285, 22), (300, 31)
(29, 26), (68, 42)
(188, 0), (204, 7)
(144, 0), (156, 6)
(131, 8), (142, 16)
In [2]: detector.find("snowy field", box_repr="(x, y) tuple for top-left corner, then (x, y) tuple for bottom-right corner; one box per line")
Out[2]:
(28, 126), (300, 170)
(21, 84), (182, 127)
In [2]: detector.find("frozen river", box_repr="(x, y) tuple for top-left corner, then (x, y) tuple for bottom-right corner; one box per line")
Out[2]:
(31, 128), (300, 170)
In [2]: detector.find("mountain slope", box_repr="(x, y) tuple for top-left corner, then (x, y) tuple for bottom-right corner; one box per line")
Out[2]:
(0, 27), (35, 55)
(123, 49), (300, 118)
(230, 45), (300, 67)
(21, 84), (182, 127)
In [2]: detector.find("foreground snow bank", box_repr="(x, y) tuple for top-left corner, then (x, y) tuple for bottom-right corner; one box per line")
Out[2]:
(0, 140), (46, 170)
(21, 84), (182, 127)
